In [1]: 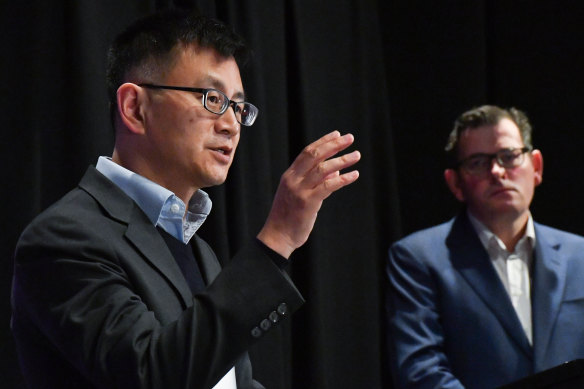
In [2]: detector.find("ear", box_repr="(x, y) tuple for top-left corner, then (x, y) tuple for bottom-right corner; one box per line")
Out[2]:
(531, 149), (543, 186)
(117, 83), (146, 135)
(444, 168), (465, 202)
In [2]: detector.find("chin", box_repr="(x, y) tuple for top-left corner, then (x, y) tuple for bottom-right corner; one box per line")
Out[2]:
(491, 205), (526, 217)
(202, 175), (229, 188)
(196, 165), (231, 187)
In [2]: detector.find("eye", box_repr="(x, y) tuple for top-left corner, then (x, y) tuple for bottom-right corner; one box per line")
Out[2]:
(205, 90), (226, 107)
(238, 104), (250, 115)
(499, 150), (520, 164)
(465, 156), (489, 171)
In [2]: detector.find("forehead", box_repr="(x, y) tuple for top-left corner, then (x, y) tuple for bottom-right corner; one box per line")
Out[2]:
(163, 44), (244, 96)
(458, 118), (523, 157)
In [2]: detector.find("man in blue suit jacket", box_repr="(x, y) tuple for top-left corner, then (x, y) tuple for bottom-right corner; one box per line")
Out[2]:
(386, 105), (584, 388)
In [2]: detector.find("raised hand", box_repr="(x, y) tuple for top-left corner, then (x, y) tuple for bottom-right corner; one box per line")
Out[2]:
(257, 131), (360, 258)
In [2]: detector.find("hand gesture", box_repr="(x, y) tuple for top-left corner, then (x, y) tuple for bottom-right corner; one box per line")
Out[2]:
(257, 131), (360, 258)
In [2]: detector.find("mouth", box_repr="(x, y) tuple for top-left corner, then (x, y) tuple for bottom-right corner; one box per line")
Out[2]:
(490, 187), (515, 196)
(211, 146), (232, 154)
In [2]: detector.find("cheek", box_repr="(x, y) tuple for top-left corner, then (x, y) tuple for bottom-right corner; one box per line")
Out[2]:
(460, 178), (488, 200)
(510, 168), (537, 192)
(520, 176), (537, 198)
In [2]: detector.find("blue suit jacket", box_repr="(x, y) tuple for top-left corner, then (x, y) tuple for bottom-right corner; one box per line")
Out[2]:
(386, 213), (584, 388)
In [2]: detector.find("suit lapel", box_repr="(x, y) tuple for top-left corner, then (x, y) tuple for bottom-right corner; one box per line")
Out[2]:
(447, 214), (533, 357)
(191, 235), (221, 285)
(79, 166), (193, 308)
(125, 209), (193, 307)
(531, 224), (566, 365)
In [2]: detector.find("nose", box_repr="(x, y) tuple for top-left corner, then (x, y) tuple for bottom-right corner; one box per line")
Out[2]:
(489, 157), (507, 177)
(215, 105), (240, 136)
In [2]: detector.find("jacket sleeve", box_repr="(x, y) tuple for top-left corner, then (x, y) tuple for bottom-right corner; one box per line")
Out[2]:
(385, 240), (465, 389)
(12, 207), (303, 389)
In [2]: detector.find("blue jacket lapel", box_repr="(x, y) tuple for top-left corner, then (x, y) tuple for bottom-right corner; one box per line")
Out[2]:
(447, 213), (533, 358)
(531, 224), (566, 366)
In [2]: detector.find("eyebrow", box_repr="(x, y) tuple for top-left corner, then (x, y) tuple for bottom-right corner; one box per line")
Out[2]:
(200, 76), (246, 101)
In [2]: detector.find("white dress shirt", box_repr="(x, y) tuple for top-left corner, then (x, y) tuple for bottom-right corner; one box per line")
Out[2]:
(468, 212), (535, 345)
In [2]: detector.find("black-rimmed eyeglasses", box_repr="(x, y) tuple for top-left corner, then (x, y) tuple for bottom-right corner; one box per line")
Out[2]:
(139, 84), (259, 126)
(456, 147), (532, 175)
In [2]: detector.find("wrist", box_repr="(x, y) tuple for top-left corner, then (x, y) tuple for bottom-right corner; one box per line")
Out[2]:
(256, 226), (295, 259)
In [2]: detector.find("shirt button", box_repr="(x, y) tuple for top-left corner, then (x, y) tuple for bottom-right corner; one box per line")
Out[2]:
(170, 203), (181, 214)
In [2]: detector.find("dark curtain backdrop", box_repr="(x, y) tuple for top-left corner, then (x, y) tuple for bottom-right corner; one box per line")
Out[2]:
(1, 1), (583, 388)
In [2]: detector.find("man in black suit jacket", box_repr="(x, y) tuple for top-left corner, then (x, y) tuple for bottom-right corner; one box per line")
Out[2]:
(11, 10), (361, 389)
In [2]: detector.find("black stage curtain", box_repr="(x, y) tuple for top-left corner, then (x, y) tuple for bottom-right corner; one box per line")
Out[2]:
(1, 1), (583, 388)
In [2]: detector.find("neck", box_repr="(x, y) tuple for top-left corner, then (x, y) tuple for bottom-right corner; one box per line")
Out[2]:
(473, 210), (529, 251)
(111, 149), (197, 205)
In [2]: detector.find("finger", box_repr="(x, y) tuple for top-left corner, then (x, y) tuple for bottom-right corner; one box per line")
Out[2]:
(317, 170), (360, 198)
(292, 132), (355, 175)
(306, 130), (341, 149)
(308, 150), (361, 187)
(323, 170), (340, 181)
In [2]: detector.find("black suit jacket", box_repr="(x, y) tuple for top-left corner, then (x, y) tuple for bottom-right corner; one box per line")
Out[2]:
(12, 166), (304, 389)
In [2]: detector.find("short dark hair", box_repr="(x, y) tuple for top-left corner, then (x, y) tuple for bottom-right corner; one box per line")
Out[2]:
(444, 105), (533, 167)
(106, 9), (249, 127)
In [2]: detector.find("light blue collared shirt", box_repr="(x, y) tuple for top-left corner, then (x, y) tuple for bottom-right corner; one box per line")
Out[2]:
(96, 157), (212, 244)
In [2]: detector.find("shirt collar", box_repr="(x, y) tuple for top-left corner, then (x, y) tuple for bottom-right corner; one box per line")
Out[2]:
(467, 210), (536, 255)
(95, 156), (212, 244)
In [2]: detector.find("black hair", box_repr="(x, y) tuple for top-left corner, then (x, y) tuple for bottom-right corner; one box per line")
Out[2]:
(106, 9), (249, 128)
(445, 105), (533, 167)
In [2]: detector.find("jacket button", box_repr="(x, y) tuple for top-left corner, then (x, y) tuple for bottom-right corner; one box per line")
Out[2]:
(269, 311), (280, 323)
(277, 303), (288, 316)
(251, 327), (262, 338)
(260, 319), (271, 331)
